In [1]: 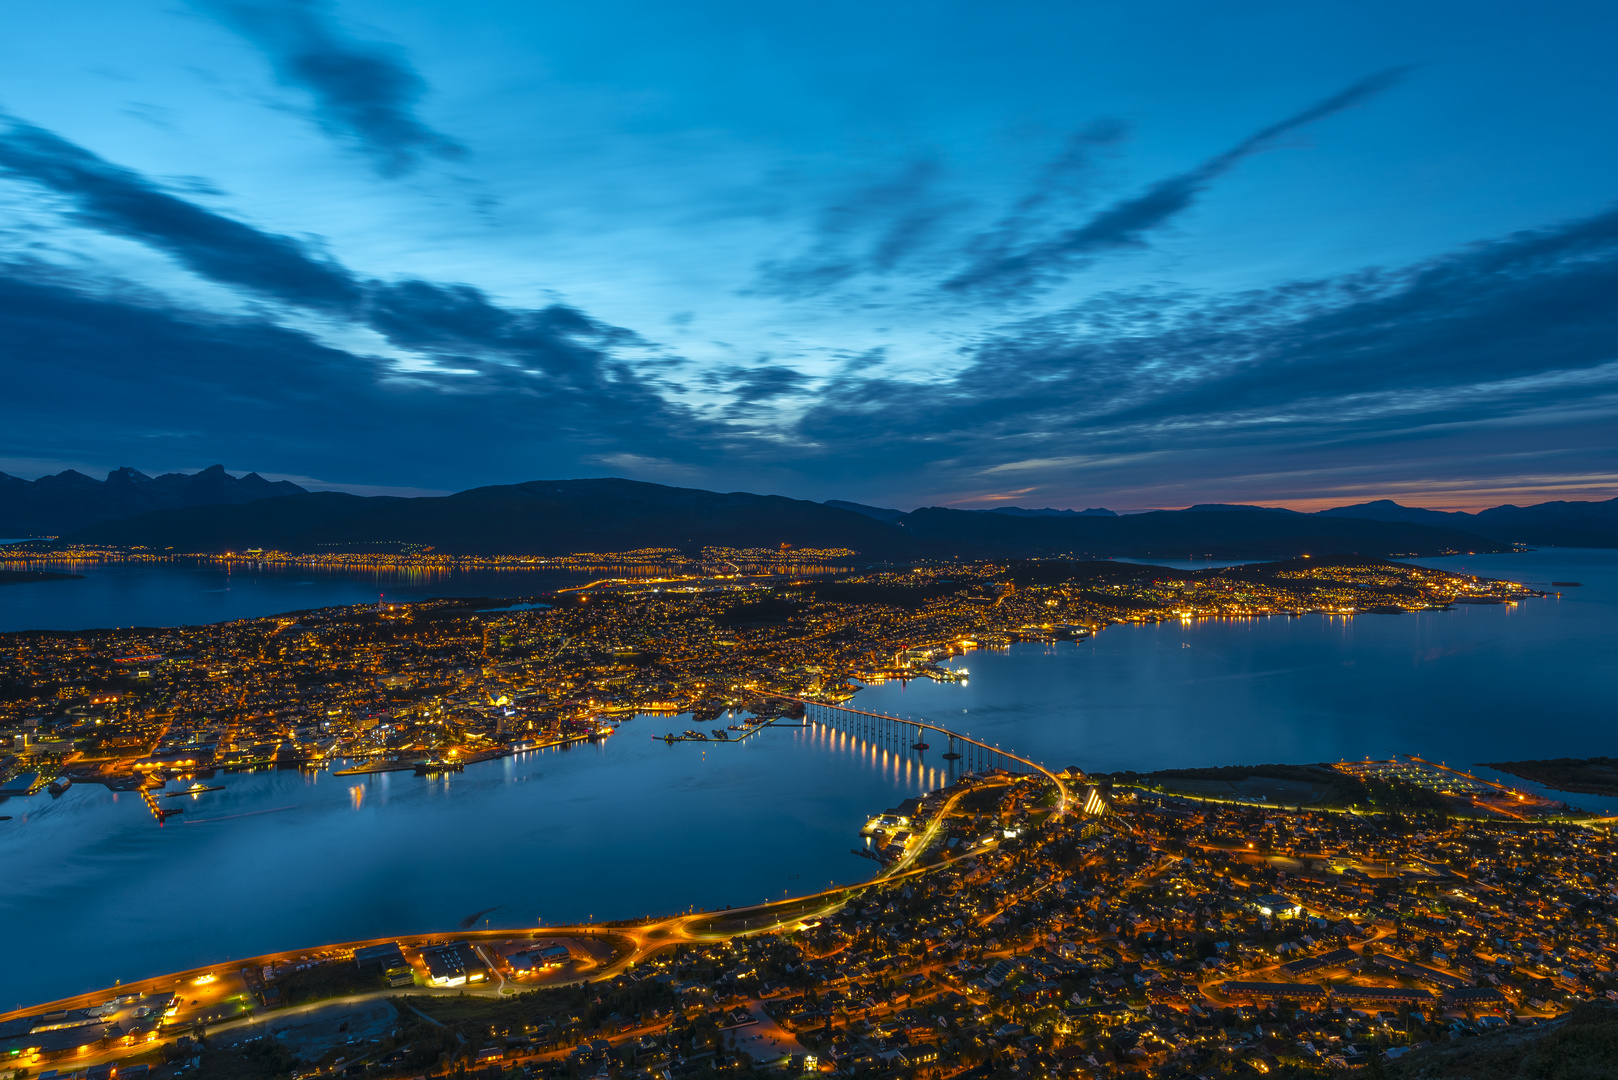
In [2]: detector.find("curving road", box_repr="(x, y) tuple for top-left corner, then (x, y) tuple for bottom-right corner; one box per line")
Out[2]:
(1, 702), (1072, 1029)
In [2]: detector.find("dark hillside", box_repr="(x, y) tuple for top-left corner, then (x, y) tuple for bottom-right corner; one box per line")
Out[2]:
(72, 479), (927, 558)
(70, 478), (1509, 559)
(1388, 1003), (1618, 1080)
(1322, 495), (1618, 547)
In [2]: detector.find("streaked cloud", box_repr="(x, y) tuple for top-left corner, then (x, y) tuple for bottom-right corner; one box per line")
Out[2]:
(0, 114), (361, 311)
(942, 69), (1409, 300)
(752, 160), (957, 299)
(195, 0), (465, 177)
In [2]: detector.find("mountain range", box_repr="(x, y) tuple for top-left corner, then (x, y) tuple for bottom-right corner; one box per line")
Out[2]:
(67, 480), (922, 559)
(1314, 497), (1618, 548)
(3, 466), (1613, 558)
(828, 500), (1119, 521)
(833, 494), (1618, 550)
(0, 465), (307, 537)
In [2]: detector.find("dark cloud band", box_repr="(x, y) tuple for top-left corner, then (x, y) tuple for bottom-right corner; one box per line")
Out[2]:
(0, 107), (1613, 511)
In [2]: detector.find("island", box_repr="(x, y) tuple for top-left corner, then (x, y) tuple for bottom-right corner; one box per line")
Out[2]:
(1480, 757), (1618, 799)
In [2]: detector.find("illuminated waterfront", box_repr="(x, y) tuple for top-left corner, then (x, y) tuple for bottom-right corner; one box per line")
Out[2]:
(0, 554), (853, 632)
(1, 549), (1614, 1007)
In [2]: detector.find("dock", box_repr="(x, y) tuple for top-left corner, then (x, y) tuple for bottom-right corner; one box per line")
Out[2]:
(656, 716), (801, 744)
(162, 784), (225, 798)
(138, 786), (184, 823)
(330, 734), (596, 776)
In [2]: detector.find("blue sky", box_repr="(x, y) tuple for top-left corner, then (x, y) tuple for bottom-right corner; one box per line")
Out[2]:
(1, 0), (1615, 510)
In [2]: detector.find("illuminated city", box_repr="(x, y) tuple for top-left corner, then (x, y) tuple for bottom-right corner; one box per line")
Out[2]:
(4, 0), (1618, 1076)
(5, 551), (1616, 1079)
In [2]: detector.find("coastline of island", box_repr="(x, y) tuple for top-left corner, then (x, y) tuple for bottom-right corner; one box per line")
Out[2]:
(1479, 758), (1618, 799)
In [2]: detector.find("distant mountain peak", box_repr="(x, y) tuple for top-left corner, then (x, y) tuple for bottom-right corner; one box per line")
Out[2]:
(37, 468), (99, 485)
(0, 465), (309, 538)
(981, 506), (1118, 518)
(1317, 500), (1471, 524)
(1317, 495), (1618, 545)
(1184, 503), (1299, 514)
(824, 499), (905, 523)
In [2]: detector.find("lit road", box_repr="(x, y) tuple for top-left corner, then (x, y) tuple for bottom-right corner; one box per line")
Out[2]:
(0, 702), (1078, 1045)
(0, 846), (990, 1031)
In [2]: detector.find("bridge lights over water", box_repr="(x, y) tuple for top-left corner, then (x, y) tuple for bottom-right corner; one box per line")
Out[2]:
(798, 699), (1072, 813)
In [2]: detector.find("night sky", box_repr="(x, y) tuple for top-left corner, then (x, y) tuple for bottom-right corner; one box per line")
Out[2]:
(2, 1), (1615, 511)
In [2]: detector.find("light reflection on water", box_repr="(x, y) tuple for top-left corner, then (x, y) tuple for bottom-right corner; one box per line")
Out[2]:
(0, 561), (656, 631)
(0, 558), (842, 631)
(0, 549), (1613, 1006)
(0, 715), (953, 1005)
(857, 549), (1618, 789)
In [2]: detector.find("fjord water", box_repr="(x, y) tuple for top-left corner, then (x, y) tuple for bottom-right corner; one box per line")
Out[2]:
(859, 548), (1618, 778)
(1, 549), (1615, 1005)
(0, 558), (587, 632)
(1, 723), (950, 1008)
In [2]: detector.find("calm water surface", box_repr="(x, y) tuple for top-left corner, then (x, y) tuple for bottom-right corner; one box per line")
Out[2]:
(1, 548), (1615, 1005)
(0, 559), (661, 632)
(859, 549), (1618, 777)
(1, 722), (949, 1008)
